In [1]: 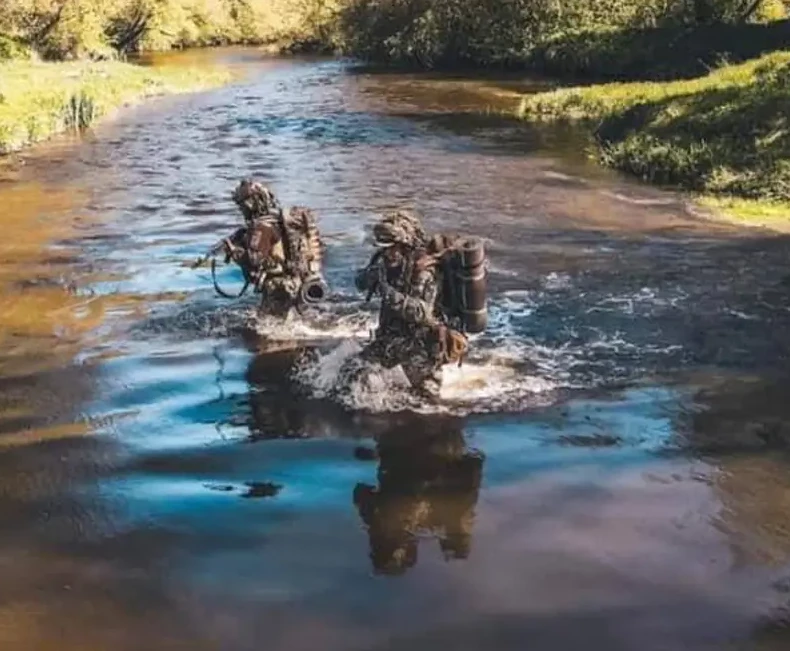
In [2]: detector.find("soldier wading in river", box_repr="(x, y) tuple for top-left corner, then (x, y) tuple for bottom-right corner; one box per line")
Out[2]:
(193, 179), (327, 317)
(345, 210), (487, 401)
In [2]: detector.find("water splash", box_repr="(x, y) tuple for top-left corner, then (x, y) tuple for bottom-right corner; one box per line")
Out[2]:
(132, 298), (377, 345)
(292, 337), (562, 416)
(249, 302), (376, 343)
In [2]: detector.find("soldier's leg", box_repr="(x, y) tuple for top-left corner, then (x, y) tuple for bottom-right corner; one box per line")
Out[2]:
(402, 355), (443, 401)
(259, 276), (298, 318)
(257, 277), (278, 316)
(400, 329), (445, 400)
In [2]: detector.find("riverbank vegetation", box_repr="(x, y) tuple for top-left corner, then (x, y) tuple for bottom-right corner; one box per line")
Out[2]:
(0, 2), (342, 152)
(529, 18), (790, 81)
(0, 60), (231, 153)
(519, 52), (790, 204)
(4, 0), (780, 65)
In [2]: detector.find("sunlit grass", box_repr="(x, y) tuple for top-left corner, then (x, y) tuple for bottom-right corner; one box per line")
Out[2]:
(0, 60), (233, 153)
(517, 51), (790, 121)
(696, 195), (790, 231)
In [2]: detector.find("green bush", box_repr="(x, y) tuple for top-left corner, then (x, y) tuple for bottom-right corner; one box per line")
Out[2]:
(753, 0), (788, 22)
(0, 34), (33, 61)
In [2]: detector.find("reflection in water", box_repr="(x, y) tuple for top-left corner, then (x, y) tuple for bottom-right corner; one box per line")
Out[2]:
(0, 175), (112, 458)
(353, 418), (484, 576)
(203, 481), (283, 498)
(242, 343), (349, 441)
(242, 345), (485, 576)
(244, 345), (306, 440)
(682, 374), (790, 457)
(240, 481), (282, 498)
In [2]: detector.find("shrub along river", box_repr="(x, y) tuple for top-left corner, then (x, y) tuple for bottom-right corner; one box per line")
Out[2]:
(2, 48), (790, 650)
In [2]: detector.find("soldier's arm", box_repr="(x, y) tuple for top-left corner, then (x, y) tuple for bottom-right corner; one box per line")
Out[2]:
(355, 265), (378, 292)
(380, 267), (439, 326)
(191, 227), (246, 267)
(355, 250), (386, 294)
(226, 226), (251, 263)
(227, 226), (246, 246)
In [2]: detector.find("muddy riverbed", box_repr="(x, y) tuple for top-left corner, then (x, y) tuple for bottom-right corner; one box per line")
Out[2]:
(2, 48), (790, 650)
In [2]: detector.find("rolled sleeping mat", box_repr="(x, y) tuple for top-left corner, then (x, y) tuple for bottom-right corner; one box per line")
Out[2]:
(457, 237), (487, 334)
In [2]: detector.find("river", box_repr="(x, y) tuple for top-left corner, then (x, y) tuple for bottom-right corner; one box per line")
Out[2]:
(2, 48), (790, 650)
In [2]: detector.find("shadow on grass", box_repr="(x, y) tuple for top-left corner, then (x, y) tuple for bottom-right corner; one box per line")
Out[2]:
(595, 67), (790, 198)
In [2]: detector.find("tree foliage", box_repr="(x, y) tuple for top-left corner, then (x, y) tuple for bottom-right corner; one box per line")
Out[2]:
(334, 0), (788, 68)
(0, 0), (786, 62)
(0, 0), (344, 60)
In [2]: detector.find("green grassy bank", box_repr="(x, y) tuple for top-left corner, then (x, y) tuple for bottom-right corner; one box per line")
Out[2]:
(0, 60), (232, 154)
(517, 51), (790, 225)
(0, 0), (336, 155)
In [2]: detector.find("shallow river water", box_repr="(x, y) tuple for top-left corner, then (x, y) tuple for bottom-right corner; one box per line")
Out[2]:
(3, 48), (790, 650)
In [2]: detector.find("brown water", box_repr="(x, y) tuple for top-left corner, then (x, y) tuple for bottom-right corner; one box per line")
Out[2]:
(3, 48), (790, 650)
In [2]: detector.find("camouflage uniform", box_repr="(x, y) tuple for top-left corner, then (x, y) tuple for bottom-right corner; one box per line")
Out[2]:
(352, 211), (450, 399)
(228, 179), (303, 317)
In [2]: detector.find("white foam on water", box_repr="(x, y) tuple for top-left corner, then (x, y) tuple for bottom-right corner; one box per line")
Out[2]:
(288, 285), (571, 415)
(584, 286), (685, 316)
(292, 336), (564, 416)
(295, 339), (368, 399)
(543, 272), (573, 290)
(437, 353), (560, 413)
(138, 266), (686, 416)
(248, 304), (376, 342)
(542, 170), (581, 183)
(131, 299), (378, 350)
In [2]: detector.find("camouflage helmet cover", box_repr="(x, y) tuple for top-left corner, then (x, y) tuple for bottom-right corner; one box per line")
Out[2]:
(372, 210), (427, 249)
(232, 179), (279, 218)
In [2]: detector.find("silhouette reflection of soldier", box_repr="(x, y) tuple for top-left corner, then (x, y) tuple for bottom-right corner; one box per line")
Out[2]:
(236, 346), (485, 574)
(240, 343), (355, 441)
(243, 345), (309, 441)
(353, 417), (484, 576)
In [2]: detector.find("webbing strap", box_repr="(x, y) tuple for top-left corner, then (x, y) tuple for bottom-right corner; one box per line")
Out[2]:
(211, 257), (251, 299)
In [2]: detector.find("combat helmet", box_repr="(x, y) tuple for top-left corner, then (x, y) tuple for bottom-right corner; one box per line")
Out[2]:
(232, 178), (280, 220)
(372, 210), (427, 249)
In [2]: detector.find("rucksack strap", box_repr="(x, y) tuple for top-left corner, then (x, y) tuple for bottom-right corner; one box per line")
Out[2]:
(211, 257), (251, 298)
